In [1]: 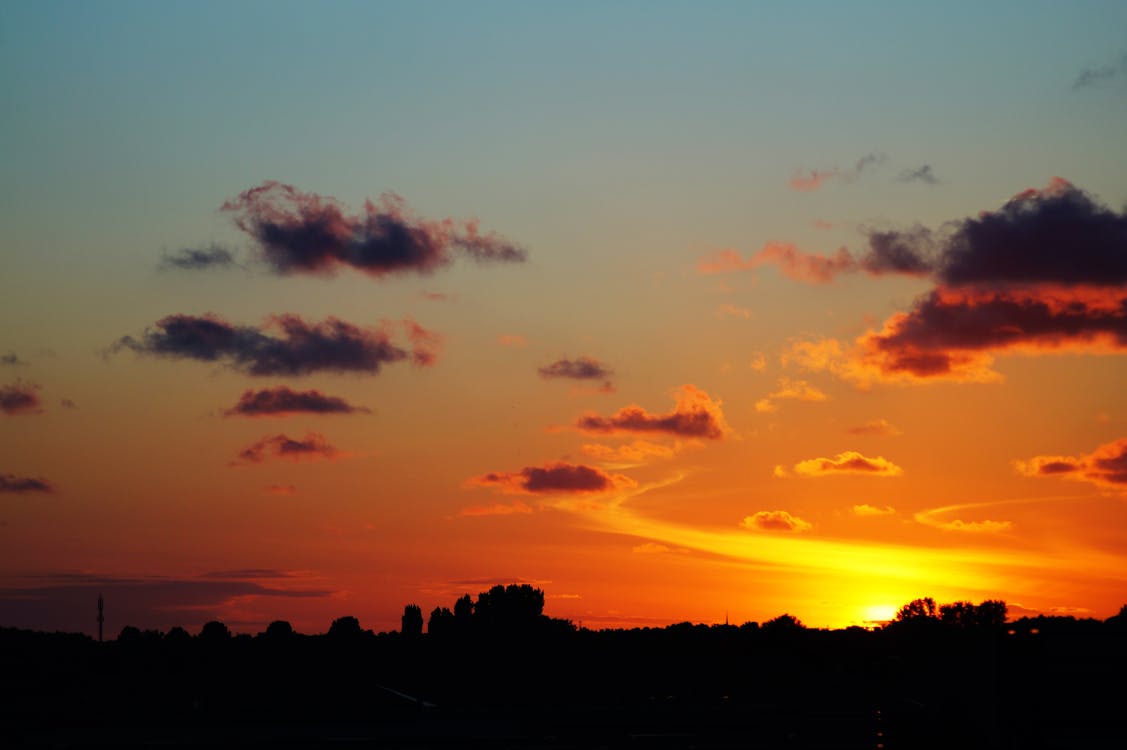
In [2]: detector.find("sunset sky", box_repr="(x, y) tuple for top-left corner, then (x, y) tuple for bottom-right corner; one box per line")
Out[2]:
(3, 1), (1127, 636)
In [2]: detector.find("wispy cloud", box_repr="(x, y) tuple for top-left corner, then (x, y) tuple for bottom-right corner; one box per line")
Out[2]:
(852, 504), (895, 516)
(458, 500), (534, 517)
(789, 153), (886, 192)
(897, 165), (940, 185)
(1, 352), (28, 367)
(847, 419), (901, 436)
(754, 377), (828, 413)
(158, 243), (239, 271)
(221, 181), (526, 277)
(1073, 51), (1127, 89)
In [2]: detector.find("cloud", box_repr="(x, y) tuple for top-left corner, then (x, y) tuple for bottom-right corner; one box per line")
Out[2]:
(467, 462), (635, 495)
(788, 180), (1127, 383)
(1073, 52), (1127, 89)
(221, 181), (526, 277)
(264, 484), (297, 495)
(1, 352), (27, 366)
(158, 244), (238, 271)
(847, 419), (901, 436)
(740, 510), (812, 533)
(897, 165), (940, 185)
(112, 313), (438, 376)
(915, 514), (1013, 533)
(1, 381), (42, 415)
(233, 432), (339, 465)
(575, 384), (731, 439)
(458, 500), (534, 517)
(1016, 437), (1127, 492)
(497, 334), (527, 347)
(852, 504), (895, 516)
(716, 303), (753, 320)
(0, 474), (55, 494)
(697, 242), (857, 283)
(538, 356), (613, 384)
(789, 153), (886, 192)
(581, 440), (678, 467)
(401, 316), (444, 366)
(792, 451), (903, 477)
(60, 398), (77, 409)
(754, 377), (828, 413)
(0, 572), (334, 634)
(224, 386), (369, 417)
(749, 353), (767, 372)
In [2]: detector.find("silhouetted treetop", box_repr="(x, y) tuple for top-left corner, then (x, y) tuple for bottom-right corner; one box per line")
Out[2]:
(402, 604), (423, 637)
(328, 615), (362, 639)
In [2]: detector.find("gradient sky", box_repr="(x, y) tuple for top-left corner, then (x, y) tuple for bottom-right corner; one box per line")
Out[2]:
(3, 0), (1127, 636)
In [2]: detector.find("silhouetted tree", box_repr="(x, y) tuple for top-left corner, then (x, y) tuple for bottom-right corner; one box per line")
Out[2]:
(402, 604), (423, 638)
(895, 597), (938, 622)
(762, 613), (805, 634)
(428, 606), (454, 637)
(165, 625), (191, 644)
(940, 600), (977, 628)
(199, 620), (231, 642)
(117, 625), (142, 644)
(975, 599), (1007, 629)
(454, 593), (474, 625)
(328, 615), (362, 639)
(474, 584), (544, 632)
(264, 620), (294, 639)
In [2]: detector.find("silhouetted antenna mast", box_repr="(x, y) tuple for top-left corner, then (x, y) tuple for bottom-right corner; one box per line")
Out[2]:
(97, 594), (104, 643)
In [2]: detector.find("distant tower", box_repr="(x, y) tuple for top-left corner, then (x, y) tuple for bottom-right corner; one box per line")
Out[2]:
(97, 594), (104, 643)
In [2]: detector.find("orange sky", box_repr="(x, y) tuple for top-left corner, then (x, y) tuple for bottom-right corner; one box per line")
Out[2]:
(3, 3), (1127, 636)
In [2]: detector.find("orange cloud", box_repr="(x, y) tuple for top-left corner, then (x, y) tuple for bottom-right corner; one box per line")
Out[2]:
(459, 500), (534, 517)
(497, 334), (527, 347)
(792, 451), (903, 477)
(576, 384), (732, 439)
(852, 504), (896, 516)
(741, 510), (812, 533)
(1016, 437), (1127, 492)
(581, 440), (678, 466)
(697, 242), (857, 283)
(466, 462), (635, 495)
(755, 377), (829, 413)
(847, 419), (901, 436)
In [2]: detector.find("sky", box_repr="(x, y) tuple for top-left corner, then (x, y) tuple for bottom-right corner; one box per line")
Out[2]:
(2, 0), (1127, 636)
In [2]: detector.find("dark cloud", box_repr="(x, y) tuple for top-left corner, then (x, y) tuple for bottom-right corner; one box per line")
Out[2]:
(112, 313), (424, 376)
(0, 573), (333, 634)
(860, 227), (937, 276)
(1, 352), (27, 366)
(224, 386), (369, 417)
(538, 356), (613, 383)
(60, 398), (77, 409)
(0, 474), (55, 494)
(468, 462), (634, 494)
(1017, 438), (1127, 491)
(1073, 52), (1127, 89)
(158, 244), (238, 271)
(221, 181), (526, 277)
(575, 385), (731, 439)
(897, 165), (940, 185)
(789, 153), (886, 191)
(199, 569), (295, 580)
(233, 432), (339, 465)
(1, 381), (42, 415)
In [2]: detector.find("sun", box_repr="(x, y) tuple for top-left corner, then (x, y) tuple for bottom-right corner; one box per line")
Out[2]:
(863, 603), (897, 625)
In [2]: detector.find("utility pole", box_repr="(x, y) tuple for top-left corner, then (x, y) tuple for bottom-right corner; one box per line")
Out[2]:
(97, 594), (104, 643)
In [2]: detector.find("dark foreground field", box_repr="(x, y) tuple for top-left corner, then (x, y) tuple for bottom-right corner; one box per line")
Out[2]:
(4, 590), (1126, 748)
